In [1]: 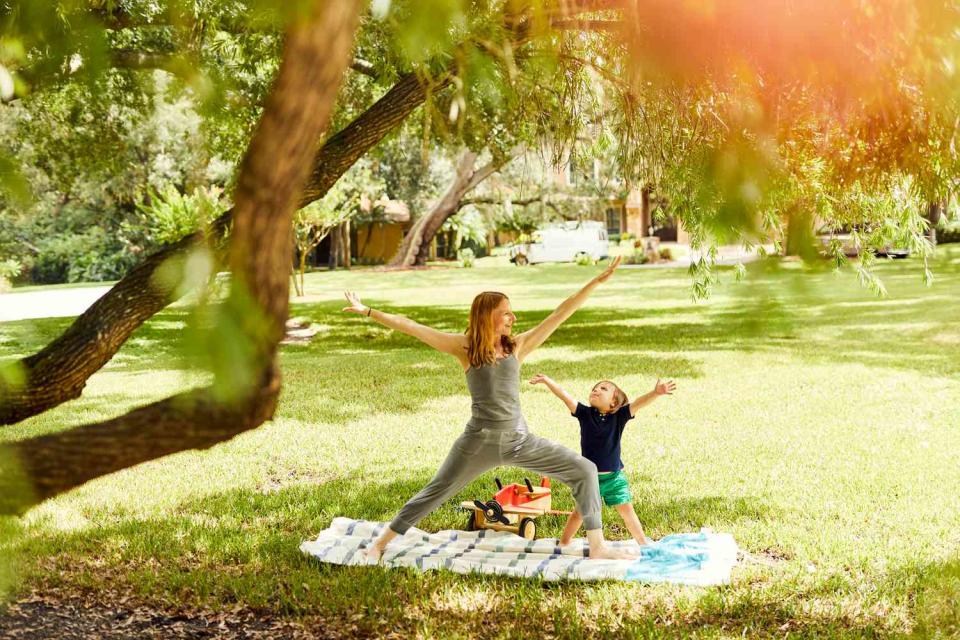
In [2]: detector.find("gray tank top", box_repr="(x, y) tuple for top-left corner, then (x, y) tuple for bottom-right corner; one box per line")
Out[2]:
(465, 353), (523, 428)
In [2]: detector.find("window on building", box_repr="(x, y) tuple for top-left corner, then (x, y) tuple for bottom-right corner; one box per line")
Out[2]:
(605, 207), (622, 235)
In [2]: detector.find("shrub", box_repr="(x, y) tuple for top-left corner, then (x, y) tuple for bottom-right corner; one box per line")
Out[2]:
(0, 258), (21, 292)
(659, 247), (674, 261)
(458, 248), (475, 268)
(28, 228), (138, 284)
(574, 252), (595, 266)
(132, 185), (227, 246)
(608, 233), (621, 243)
(938, 224), (960, 244)
(624, 250), (649, 265)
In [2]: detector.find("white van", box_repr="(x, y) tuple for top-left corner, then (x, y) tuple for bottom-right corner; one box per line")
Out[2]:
(509, 221), (610, 265)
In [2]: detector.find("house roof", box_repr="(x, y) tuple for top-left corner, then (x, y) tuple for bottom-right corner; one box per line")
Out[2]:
(378, 198), (410, 223)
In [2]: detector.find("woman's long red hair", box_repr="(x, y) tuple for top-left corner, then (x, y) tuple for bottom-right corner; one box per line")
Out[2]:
(466, 292), (516, 368)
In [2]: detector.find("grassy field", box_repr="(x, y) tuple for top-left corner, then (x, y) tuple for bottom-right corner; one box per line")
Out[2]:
(1, 248), (959, 638)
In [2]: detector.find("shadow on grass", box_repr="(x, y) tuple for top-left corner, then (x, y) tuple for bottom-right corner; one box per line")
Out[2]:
(9, 471), (905, 638)
(2, 252), (957, 434)
(890, 555), (960, 639)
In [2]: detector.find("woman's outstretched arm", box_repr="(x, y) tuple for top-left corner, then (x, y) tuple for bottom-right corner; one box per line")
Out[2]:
(514, 256), (621, 361)
(343, 291), (466, 361)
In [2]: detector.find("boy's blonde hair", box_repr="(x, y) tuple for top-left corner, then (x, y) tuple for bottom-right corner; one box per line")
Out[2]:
(595, 380), (629, 411)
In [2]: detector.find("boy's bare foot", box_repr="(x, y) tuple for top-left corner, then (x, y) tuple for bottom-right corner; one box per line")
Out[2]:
(588, 544), (639, 560)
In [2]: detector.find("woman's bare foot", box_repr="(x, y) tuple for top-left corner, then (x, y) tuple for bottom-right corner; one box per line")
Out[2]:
(363, 528), (397, 563)
(588, 544), (639, 560)
(364, 543), (384, 562)
(584, 528), (637, 560)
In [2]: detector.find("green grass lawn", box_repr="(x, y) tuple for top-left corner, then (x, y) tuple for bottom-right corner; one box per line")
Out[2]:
(2, 248), (960, 638)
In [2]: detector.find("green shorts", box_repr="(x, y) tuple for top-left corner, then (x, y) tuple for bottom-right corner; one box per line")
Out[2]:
(597, 470), (632, 507)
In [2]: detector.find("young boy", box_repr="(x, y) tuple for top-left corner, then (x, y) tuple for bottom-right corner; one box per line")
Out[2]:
(529, 374), (676, 546)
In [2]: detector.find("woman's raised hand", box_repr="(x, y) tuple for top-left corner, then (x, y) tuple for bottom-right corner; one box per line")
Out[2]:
(593, 255), (622, 284)
(342, 291), (369, 314)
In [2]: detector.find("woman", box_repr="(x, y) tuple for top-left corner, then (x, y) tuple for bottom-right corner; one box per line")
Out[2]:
(343, 256), (634, 561)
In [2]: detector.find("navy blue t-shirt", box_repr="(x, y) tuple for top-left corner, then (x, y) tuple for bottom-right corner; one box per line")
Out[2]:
(572, 402), (634, 472)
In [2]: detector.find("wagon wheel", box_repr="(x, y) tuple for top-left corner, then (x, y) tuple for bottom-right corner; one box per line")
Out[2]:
(473, 499), (509, 524)
(518, 518), (536, 540)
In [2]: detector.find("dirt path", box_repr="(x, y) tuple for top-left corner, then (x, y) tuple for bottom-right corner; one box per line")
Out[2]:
(0, 597), (329, 639)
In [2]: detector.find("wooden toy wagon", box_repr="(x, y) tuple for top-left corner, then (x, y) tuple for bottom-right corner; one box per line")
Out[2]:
(461, 476), (571, 540)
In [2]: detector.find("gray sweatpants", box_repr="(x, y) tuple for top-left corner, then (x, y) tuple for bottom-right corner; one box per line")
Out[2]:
(390, 419), (602, 534)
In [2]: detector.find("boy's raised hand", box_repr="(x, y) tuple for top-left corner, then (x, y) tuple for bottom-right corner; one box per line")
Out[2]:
(529, 373), (551, 385)
(654, 378), (676, 395)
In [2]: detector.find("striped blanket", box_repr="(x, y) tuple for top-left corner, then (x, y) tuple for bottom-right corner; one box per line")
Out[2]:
(300, 518), (738, 585)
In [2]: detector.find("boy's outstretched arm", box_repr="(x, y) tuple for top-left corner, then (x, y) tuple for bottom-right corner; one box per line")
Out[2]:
(628, 378), (676, 417)
(529, 374), (578, 414)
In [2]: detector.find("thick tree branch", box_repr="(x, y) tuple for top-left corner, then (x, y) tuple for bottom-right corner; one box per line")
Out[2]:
(299, 70), (453, 206)
(464, 160), (502, 192)
(350, 58), (378, 78)
(0, 68), (448, 425)
(460, 194), (548, 208)
(0, 232), (205, 425)
(1, 0), (362, 512)
(2, 376), (279, 512)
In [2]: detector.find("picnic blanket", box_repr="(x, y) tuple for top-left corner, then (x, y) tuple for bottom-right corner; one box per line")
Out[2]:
(300, 518), (738, 585)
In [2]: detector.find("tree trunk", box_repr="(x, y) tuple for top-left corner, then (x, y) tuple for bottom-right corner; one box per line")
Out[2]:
(927, 201), (944, 246)
(359, 222), (374, 258)
(0, 0), (361, 512)
(389, 151), (509, 268)
(641, 185), (652, 236)
(298, 249), (309, 296)
(342, 219), (351, 270)
(328, 225), (340, 270)
(0, 68), (451, 426)
(783, 204), (817, 259)
(389, 214), (432, 268)
(413, 153), (480, 266)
